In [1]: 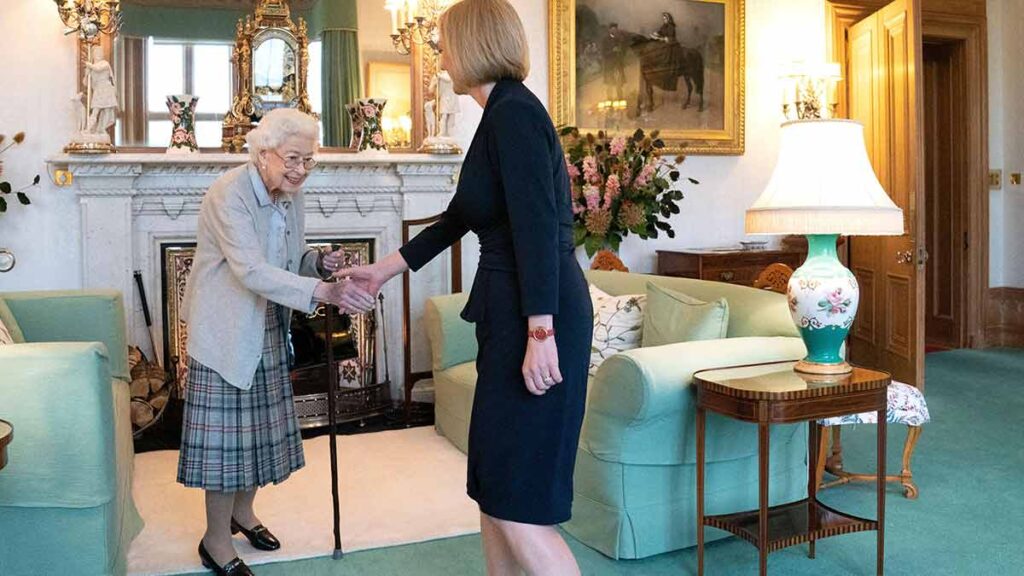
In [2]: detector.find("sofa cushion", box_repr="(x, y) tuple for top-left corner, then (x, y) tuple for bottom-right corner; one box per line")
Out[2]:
(0, 298), (25, 344)
(641, 282), (729, 347)
(589, 284), (645, 375)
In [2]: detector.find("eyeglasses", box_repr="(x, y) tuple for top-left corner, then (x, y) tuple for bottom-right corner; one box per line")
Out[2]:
(273, 150), (318, 171)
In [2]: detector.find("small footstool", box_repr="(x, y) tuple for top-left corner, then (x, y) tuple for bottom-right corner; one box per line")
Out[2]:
(816, 381), (930, 499)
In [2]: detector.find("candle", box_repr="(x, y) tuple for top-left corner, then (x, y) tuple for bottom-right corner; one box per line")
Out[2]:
(408, 0), (419, 20)
(389, 7), (398, 34)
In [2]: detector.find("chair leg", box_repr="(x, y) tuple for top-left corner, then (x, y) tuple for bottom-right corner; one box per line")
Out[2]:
(828, 427), (844, 472)
(900, 426), (922, 499)
(815, 424), (829, 490)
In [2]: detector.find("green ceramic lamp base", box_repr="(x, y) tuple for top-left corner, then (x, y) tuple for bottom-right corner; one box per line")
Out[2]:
(787, 234), (860, 375)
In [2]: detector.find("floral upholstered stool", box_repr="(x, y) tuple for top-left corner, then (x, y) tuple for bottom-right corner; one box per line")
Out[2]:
(816, 381), (930, 499)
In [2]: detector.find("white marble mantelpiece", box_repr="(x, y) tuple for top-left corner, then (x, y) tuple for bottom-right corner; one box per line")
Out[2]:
(46, 152), (464, 399)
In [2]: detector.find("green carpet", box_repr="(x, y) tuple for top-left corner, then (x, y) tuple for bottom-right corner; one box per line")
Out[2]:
(177, 348), (1024, 575)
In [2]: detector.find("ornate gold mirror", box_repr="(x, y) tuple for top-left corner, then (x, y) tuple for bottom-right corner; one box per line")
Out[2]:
(222, 0), (315, 152)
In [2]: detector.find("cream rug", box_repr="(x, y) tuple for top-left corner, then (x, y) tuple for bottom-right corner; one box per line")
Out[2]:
(127, 427), (480, 575)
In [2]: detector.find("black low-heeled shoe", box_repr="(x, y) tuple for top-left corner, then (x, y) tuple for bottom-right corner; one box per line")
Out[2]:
(198, 541), (255, 576)
(231, 517), (281, 551)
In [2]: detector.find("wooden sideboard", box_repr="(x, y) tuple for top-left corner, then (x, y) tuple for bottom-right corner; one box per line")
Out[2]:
(656, 249), (805, 287)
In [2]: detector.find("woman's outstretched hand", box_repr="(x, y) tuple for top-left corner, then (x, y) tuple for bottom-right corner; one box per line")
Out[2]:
(332, 263), (389, 297)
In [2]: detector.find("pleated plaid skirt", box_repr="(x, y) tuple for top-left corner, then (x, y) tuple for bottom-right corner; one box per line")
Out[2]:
(177, 303), (305, 492)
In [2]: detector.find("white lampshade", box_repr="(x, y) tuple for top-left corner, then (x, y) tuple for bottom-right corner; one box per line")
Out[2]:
(746, 119), (904, 235)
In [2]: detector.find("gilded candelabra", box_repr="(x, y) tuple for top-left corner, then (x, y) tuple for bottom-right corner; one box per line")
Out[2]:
(53, 0), (123, 154)
(385, 0), (460, 154)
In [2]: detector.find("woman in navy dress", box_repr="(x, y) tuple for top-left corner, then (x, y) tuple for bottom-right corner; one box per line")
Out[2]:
(337, 1), (592, 572)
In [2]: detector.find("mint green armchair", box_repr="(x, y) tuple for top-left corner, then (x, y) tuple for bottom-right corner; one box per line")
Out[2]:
(0, 290), (143, 575)
(425, 271), (810, 559)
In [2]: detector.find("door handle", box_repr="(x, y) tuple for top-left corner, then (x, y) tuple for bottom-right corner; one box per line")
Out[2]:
(917, 247), (930, 267)
(896, 250), (913, 264)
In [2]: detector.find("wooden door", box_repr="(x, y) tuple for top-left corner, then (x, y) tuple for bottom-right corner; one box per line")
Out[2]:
(846, 0), (926, 386)
(923, 42), (966, 349)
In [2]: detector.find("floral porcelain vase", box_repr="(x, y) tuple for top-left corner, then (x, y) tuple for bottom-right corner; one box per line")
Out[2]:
(347, 98), (388, 153)
(166, 94), (199, 154)
(787, 233), (859, 373)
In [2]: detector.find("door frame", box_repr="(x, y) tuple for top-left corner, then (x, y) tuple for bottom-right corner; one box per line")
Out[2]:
(826, 1), (989, 349)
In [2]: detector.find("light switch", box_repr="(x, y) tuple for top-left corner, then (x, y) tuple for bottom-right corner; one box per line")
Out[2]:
(989, 169), (1002, 189)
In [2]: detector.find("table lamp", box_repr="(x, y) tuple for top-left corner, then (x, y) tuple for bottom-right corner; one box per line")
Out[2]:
(746, 118), (903, 374)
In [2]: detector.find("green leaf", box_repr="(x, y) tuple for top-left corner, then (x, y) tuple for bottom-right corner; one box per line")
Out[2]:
(669, 170), (680, 181)
(0, 197), (6, 212)
(16, 192), (30, 205)
(573, 225), (587, 246)
(559, 126), (576, 136)
(0, 182), (10, 194)
(32, 174), (40, 185)
(584, 235), (604, 258)
(608, 233), (622, 252)
(688, 177), (700, 184)
(667, 229), (676, 239)
(632, 128), (645, 141)
(653, 139), (665, 149)
(669, 203), (680, 215)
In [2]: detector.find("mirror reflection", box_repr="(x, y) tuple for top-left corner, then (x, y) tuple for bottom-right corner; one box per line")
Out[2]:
(114, 0), (413, 150)
(253, 35), (298, 107)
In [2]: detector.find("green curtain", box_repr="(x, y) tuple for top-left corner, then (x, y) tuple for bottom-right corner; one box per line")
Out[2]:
(321, 29), (362, 147)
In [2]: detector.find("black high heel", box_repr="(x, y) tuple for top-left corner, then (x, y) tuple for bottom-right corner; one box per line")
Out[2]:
(231, 517), (282, 551)
(198, 540), (255, 576)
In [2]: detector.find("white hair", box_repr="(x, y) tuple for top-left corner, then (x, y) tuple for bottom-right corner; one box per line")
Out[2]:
(246, 108), (320, 163)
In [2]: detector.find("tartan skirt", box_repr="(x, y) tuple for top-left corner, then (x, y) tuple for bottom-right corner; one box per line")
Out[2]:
(177, 303), (305, 492)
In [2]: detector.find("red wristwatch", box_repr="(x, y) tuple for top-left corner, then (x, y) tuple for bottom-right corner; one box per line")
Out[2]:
(528, 327), (556, 342)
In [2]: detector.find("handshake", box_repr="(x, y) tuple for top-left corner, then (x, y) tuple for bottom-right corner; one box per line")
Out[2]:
(314, 249), (392, 315)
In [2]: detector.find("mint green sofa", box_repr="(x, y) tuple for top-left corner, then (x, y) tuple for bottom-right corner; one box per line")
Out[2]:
(0, 290), (143, 575)
(425, 270), (810, 559)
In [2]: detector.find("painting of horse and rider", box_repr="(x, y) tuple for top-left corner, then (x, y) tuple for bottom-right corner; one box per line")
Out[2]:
(551, 0), (745, 155)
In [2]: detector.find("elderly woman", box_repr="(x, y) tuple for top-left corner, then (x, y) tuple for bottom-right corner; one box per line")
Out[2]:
(178, 108), (375, 576)
(338, 0), (592, 573)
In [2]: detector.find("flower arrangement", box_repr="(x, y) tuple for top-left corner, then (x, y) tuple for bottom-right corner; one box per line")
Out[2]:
(0, 131), (39, 214)
(561, 127), (695, 257)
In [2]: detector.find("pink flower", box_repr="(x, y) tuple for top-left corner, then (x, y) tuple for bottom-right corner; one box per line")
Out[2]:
(634, 163), (656, 188)
(582, 155), (600, 184)
(583, 185), (600, 211)
(172, 128), (187, 144)
(171, 114), (182, 126)
(605, 173), (621, 198)
(169, 101), (182, 115)
(572, 201), (584, 215)
(609, 136), (627, 156)
(622, 167), (633, 187)
(565, 155), (581, 181)
(371, 132), (385, 147)
(362, 104), (377, 118)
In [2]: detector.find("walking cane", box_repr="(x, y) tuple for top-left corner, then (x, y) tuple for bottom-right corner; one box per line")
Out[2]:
(324, 303), (344, 560)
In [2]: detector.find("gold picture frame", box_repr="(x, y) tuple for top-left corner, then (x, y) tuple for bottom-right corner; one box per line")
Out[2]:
(549, 0), (745, 155)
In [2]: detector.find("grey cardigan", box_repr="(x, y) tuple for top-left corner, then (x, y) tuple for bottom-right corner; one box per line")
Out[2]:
(183, 163), (323, 390)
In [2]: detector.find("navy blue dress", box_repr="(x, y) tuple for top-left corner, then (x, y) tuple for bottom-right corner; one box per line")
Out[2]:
(400, 79), (592, 525)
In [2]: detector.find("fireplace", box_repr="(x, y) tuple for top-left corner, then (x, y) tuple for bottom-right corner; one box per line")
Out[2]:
(161, 240), (390, 427)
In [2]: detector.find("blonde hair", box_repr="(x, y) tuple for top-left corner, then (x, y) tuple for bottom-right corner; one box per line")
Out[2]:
(439, 0), (529, 91)
(246, 108), (319, 164)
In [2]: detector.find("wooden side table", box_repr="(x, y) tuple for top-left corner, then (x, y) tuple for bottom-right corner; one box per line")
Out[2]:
(0, 419), (12, 472)
(655, 249), (805, 287)
(693, 362), (890, 575)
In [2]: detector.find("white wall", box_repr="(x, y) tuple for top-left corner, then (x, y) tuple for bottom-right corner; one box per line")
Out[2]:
(987, 0), (1024, 288)
(0, 1), (81, 292)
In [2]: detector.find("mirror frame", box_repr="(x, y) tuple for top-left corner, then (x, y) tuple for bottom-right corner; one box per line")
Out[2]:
(222, 0), (316, 152)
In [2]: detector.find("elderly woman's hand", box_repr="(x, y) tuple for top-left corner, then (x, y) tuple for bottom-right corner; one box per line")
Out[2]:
(314, 280), (376, 314)
(332, 263), (389, 297)
(321, 249), (347, 276)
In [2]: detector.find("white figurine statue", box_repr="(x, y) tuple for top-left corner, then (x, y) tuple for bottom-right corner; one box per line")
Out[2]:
(85, 45), (118, 134)
(436, 70), (460, 138)
(424, 99), (437, 139)
(66, 45), (118, 152)
(72, 92), (88, 133)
